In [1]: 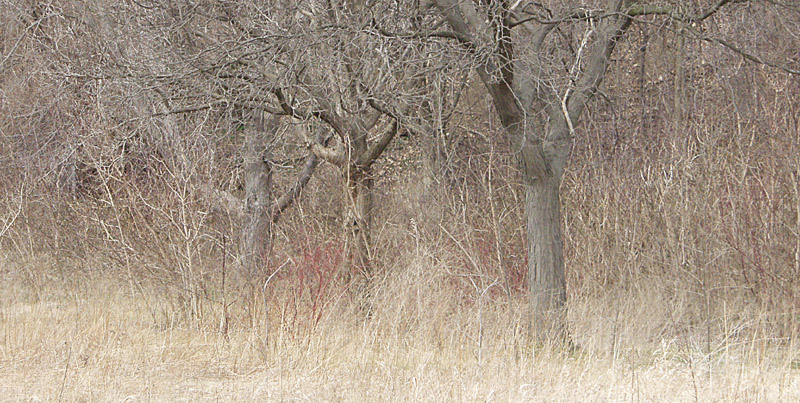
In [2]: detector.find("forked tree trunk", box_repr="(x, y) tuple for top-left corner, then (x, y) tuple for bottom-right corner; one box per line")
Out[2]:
(432, 0), (634, 343)
(240, 112), (273, 282)
(510, 117), (571, 343)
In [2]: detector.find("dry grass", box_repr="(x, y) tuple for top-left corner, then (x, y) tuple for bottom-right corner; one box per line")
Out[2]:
(2, 248), (799, 402)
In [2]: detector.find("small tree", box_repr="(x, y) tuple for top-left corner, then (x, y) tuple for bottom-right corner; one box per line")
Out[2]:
(127, 0), (432, 283)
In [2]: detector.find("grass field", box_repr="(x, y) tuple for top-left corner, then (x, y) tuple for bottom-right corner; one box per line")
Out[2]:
(3, 254), (799, 402)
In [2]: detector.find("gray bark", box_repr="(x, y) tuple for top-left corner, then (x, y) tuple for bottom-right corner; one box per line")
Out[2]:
(344, 120), (373, 280)
(271, 152), (319, 224)
(347, 171), (373, 278)
(240, 111), (273, 281)
(271, 126), (329, 223)
(525, 166), (567, 339)
(434, 0), (633, 342)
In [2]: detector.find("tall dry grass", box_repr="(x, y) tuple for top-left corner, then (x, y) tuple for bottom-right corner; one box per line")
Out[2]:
(1, 241), (799, 401)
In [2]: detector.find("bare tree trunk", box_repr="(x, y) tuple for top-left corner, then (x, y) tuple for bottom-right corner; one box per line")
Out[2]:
(508, 116), (570, 343)
(240, 111), (273, 282)
(422, 129), (449, 185)
(525, 175), (567, 341)
(345, 169), (373, 280)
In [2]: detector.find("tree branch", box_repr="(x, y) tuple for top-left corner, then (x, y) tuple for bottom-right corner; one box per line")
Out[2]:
(697, 0), (737, 22)
(625, 1), (798, 74)
(509, 9), (592, 28)
(626, 0), (736, 22)
(433, 0), (491, 46)
(358, 119), (399, 169)
(711, 36), (800, 75)
(375, 26), (472, 45)
(271, 151), (320, 223)
(273, 88), (350, 139)
(270, 128), (330, 222)
(565, 0), (633, 121)
(151, 102), (221, 116)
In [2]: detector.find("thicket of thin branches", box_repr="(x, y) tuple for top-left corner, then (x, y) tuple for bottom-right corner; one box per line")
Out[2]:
(1, 0), (799, 348)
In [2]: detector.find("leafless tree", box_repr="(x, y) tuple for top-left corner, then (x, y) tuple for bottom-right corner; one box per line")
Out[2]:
(113, 0), (442, 284)
(7, 0), (797, 341)
(381, 0), (800, 342)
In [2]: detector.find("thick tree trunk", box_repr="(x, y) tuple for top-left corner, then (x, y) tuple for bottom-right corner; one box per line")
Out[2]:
(525, 175), (567, 341)
(432, 0), (632, 344)
(240, 112), (272, 281)
(509, 117), (570, 343)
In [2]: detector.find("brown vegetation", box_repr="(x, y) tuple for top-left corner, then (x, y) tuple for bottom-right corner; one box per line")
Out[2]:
(1, 0), (800, 400)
